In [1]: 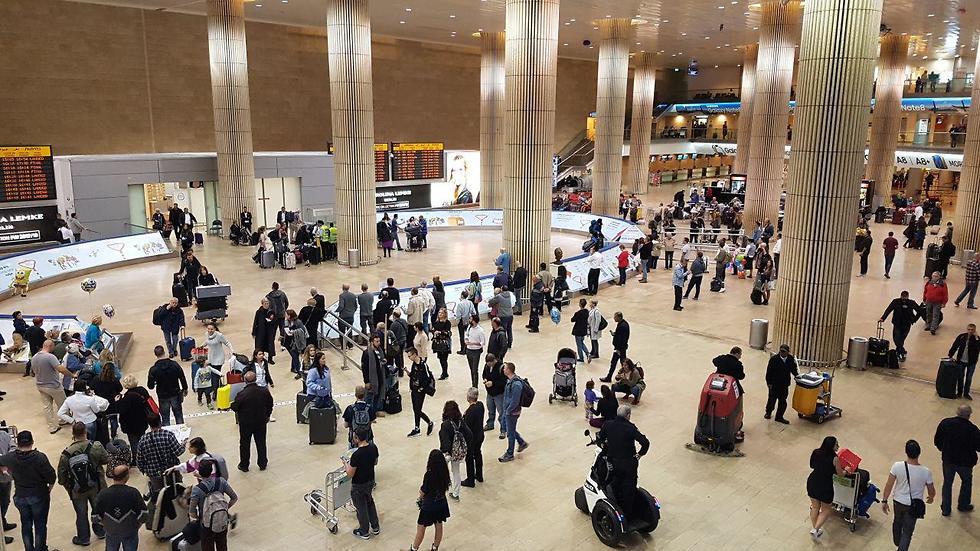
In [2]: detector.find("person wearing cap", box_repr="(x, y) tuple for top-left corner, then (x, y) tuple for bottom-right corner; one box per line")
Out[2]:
(764, 344), (798, 424)
(0, 430), (56, 551)
(32, 339), (76, 434)
(57, 422), (108, 546)
(57, 380), (110, 441)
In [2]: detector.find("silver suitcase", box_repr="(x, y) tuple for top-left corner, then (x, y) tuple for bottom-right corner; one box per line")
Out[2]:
(260, 250), (275, 269)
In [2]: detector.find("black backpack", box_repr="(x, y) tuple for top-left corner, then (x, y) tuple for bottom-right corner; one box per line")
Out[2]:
(62, 443), (99, 493)
(152, 305), (167, 326)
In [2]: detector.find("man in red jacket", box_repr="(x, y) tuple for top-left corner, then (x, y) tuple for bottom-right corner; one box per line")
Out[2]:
(924, 271), (949, 335)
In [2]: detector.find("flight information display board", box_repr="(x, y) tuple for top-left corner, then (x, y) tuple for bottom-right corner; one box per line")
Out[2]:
(327, 142), (391, 182)
(390, 142), (445, 181)
(0, 146), (57, 203)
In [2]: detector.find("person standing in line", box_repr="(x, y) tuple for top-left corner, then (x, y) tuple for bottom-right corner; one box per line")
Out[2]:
(187, 460), (238, 551)
(346, 427), (381, 539)
(391, 214), (403, 251)
(57, 381), (109, 441)
(587, 299), (603, 360)
(684, 251), (707, 300)
(361, 334), (387, 415)
(453, 291), (476, 355)
(883, 231), (900, 279)
(94, 464), (146, 551)
(744, 239), (757, 278)
(431, 309), (453, 380)
(57, 421), (108, 546)
(230, 371), (274, 472)
(955, 255), (980, 309)
(135, 413), (183, 494)
(405, 348), (435, 438)
(337, 284), (359, 347)
(0, 431), (55, 551)
(571, 299), (590, 363)
(527, 276), (545, 333)
(382, 277), (401, 307)
(251, 298), (278, 365)
(494, 247), (512, 278)
(417, 281), (436, 332)
(463, 315), (486, 389)
(358, 283), (375, 336)
(857, 230), (873, 277)
(486, 317), (509, 363)
(284, 309), (309, 377)
(616, 244), (630, 286)
(265, 282), (289, 338)
(157, 298), (185, 359)
(881, 440), (936, 551)
(438, 401), (472, 501)
(764, 344), (798, 424)
(109, 376), (150, 465)
(923, 271), (949, 335)
(481, 354), (506, 440)
(601, 312), (629, 383)
(462, 388), (485, 487)
(806, 436), (846, 541)
(0, 427), (14, 546)
(948, 324), (979, 400)
(663, 233), (676, 270)
(879, 290), (921, 363)
(32, 339), (75, 434)
(714, 238), (731, 292)
(147, 345), (188, 426)
(586, 246), (603, 296)
(650, 236), (663, 271)
(408, 450), (451, 551)
(497, 363), (529, 463)
(488, 287), (515, 348)
(772, 232), (782, 279)
(672, 258), (690, 311)
(512, 262), (527, 316)
(933, 405), (979, 516)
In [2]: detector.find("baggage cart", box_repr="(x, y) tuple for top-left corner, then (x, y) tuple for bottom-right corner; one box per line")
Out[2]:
(832, 471), (864, 532)
(305, 460), (353, 534)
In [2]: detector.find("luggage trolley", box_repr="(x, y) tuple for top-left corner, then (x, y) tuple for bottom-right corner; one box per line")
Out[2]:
(305, 460), (353, 534)
(832, 471), (869, 532)
(793, 369), (842, 424)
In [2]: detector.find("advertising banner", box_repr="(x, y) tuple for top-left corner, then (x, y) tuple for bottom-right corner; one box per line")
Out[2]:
(434, 150), (481, 207)
(0, 205), (60, 245)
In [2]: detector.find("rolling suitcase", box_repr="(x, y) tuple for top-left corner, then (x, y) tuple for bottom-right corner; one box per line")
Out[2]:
(179, 334), (196, 362)
(309, 405), (338, 445)
(384, 384), (402, 414)
(296, 392), (313, 424)
(149, 471), (188, 540)
(282, 251), (296, 270)
(194, 232), (204, 245)
(216, 385), (233, 410)
(886, 349), (900, 369)
(260, 250), (275, 269)
(936, 359), (962, 398)
(867, 323), (889, 368)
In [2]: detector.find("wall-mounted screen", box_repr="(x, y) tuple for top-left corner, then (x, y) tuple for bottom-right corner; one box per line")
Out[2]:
(390, 142), (445, 181)
(0, 146), (57, 203)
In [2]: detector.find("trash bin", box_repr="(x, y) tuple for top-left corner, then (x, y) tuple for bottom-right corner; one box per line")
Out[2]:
(749, 319), (769, 350)
(347, 248), (360, 268)
(846, 337), (869, 369)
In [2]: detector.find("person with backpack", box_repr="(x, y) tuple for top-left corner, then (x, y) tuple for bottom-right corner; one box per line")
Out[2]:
(438, 401), (472, 501)
(408, 449), (451, 551)
(0, 430), (56, 551)
(57, 421), (108, 545)
(406, 348), (436, 439)
(230, 371), (274, 472)
(188, 460), (239, 551)
(498, 362), (530, 463)
(147, 345), (188, 426)
(343, 385), (376, 448)
(57, 380), (109, 441)
(345, 427), (381, 539)
(93, 464), (146, 551)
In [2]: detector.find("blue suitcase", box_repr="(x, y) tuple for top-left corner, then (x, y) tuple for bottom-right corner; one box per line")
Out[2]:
(179, 336), (196, 361)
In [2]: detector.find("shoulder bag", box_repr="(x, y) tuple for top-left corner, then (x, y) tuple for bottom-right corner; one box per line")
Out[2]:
(904, 461), (926, 518)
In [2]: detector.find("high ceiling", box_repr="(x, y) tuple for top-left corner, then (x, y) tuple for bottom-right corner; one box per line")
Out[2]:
(68, 0), (980, 67)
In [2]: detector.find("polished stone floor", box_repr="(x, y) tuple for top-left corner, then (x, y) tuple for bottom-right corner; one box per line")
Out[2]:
(0, 209), (978, 551)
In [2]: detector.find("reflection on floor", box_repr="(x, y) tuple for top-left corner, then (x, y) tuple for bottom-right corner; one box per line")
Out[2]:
(0, 224), (977, 551)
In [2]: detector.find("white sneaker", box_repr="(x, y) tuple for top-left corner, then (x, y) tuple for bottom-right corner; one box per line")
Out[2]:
(720, 288), (726, 293)
(269, 416), (277, 423)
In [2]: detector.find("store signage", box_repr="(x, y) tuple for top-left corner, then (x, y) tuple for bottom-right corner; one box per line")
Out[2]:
(661, 97), (972, 116)
(0, 205), (60, 245)
(690, 143), (965, 173)
(375, 183), (432, 211)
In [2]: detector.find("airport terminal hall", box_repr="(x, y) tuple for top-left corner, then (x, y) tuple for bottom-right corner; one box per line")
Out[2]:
(4, 0), (980, 550)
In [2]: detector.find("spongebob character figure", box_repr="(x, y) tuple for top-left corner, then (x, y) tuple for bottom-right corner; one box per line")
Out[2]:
(11, 267), (32, 297)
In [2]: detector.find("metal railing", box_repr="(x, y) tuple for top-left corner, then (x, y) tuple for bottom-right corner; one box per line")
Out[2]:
(897, 130), (967, 150)
(688, 88), (741, 102)
(903, 77), (973, 97)
(318, 311), (367, 371)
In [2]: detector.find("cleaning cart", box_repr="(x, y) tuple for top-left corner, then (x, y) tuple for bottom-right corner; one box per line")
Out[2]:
(792, 370), (842, 424)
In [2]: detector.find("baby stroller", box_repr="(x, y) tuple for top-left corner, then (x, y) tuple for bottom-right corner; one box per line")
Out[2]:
(549, 348), (578, 406)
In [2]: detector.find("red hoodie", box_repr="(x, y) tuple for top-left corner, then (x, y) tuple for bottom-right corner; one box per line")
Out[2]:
(618, 250), (630, 268)
(923, 280), (948, 305)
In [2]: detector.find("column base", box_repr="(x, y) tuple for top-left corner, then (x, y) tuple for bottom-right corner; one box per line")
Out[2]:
(337, 255), (381, 267)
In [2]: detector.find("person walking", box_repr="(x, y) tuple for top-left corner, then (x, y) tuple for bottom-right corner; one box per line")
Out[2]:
(408, 450), (451, 551)
(949, 324), (979, 400)
(672, 258), (690, 311)
(155, 298), (185, 359)
(684, 251), (707, 300)
(438, 401), (472, 501)
(204, 323), (234, 382)
(147, 345), (188, 426)
(933, 405), (979, 516)
(498, 363), (529, 463)
(453, 291), (476, 355)
(94, 464), (146, 551)
(406, 348), (435, 438)
(883, 231), (899, 279)
(601, 312), (629, 383)
(713, 239), (731, 292)
(230, 371), (274, 472)
(57, 421), (108, 546)
(345, 427), (381, 539)
(764, 344), (798, 424)
(463, 315), (486, 388)
(486, 317), (509, 363)
(481, 354), (506, 440)
(0, 431), (56, 551)
(462, 388), (485, 487)
(955, 255), (980, 309)
(857, 230), (873, 277)
(880, 290), (921, 362)
(571, 299), (590, 363)
(806, 436), (845, 541)
(32, 339), (74, 434)
(251, 298), (278, 365)
(881, 439), (936, 551)
(265, 282), (289, 338)
(586, 246), (603, 295)
(923, 271), (949, 335)
(135, 413), (183, 494)
(187, 460), (239, 551)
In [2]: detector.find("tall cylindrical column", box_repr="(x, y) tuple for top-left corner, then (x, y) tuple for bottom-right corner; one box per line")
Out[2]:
(952, 53), (980, 253)
(591, 18), (632, 216)
(867, 34), (910, 208)
(772, 0), (883, 366)
(627, 53), (656, 194)
(502, 0), (560, 276)
(207, 0), (258, 230)
(480, 32), (506, 209)
(732, 44), (758, 174)
(744, 1), (801, 226)
(326, 0), (378, 265)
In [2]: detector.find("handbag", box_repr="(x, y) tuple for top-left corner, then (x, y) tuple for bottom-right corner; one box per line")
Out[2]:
(431, 335), (450, 354)
(904, 461), (926, 519)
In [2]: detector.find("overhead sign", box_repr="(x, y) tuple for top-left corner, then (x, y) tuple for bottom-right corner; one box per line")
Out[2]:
(660, 97), (972, 117)
(390, 142), (445, 181)
(0, 205), (60, 245)
(326, 142), (391, 183)
(686, 142), (965, 172)
(0, 145), (57, 203)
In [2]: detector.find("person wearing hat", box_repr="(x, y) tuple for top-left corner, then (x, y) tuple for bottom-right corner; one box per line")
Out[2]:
(0, 430), (57, 551)
(764, 344), (798, 424)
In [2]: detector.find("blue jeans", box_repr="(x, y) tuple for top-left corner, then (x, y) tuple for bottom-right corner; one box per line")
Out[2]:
(956, 282), (978, 307)
(106, 532), (139, 551)
(70, 489), (103, 543)
(640, 259), (650, 280)
(14, 494), (50, 551)
(484, 393), (505, 432)
(158, 395), (184, 426)
(84, 421), (98, 442)
(958, 361), (976, 397)
(574, 335), (589, 362)
(162, 330), (179, 357)
(504, 414), (526, 456)
(422, 310), (431, 332)
(289, 348), (301, 374)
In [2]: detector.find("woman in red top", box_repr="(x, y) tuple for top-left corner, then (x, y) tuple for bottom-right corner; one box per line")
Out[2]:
(617, 245), (631, 286)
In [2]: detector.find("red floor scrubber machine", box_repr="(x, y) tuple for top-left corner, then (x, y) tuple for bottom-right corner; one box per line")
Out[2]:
(685, 373), (745, 457)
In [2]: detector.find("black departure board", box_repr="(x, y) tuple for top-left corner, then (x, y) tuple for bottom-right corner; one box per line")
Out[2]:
(390, 142), (445, 181)
(0, 146), (56, 203)
(327, 142), (391, 183)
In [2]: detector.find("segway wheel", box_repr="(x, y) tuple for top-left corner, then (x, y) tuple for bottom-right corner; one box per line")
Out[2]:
(574, 486), (589, 514)
(328, 524), (338, 534)
(591, 500), (624, 547)
(817, 416), (824, 424)
(549, 395), (554, 404)
(636, 489), (661, 533)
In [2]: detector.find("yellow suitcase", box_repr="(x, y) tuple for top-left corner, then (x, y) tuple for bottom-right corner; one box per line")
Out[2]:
(216, 385), (232, 410)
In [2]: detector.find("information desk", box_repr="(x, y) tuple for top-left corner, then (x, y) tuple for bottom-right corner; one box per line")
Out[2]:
(0, 145), (57, 203)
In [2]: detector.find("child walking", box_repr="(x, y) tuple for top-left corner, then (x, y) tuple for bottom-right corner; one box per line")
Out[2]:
(584, 379), (597, 420)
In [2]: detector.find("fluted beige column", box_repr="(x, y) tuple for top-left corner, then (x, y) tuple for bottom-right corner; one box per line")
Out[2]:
(591, 18), (632, 216)
(627, 53), (656, 194)
(732, 44), (758, 174)
(772, 0), (883, 366)
(326, 0), (378, 265)
(952, 53), (980, 253)
(744, 1), (801, 225)
(867, 34), (910, 208)
(480, 32), (506, 209)
(207, 0), (257, 229)
(502, 0), (559, 276)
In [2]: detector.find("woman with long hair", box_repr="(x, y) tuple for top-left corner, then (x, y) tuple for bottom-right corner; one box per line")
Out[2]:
(438, 400), (472, 501)
(806, 436), (845, 541)
(466, 272), (482, 309)
(305, 352), (333, 409)
(284, 309), (308, 376)
(299, 344), (318, 382)
(405, 348), (435, 439)
(91, 364), (123, 438)
(409, 449), (451, 551)
(430, 308), (452, 380)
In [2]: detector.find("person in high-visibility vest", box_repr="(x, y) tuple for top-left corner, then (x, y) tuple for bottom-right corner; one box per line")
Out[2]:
(327, 222), (338, 260)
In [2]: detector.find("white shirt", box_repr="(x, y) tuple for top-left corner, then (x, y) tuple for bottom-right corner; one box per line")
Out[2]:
(681, 243), (692, 261)
(454, 300), (476, 323)
(772, 238), (782, 255)
(464, 324), (487, 350)
(58, 393), (109, 424)
(588, 252), (604, 269)
(59, 226), (74, 243)
(418, 287), (435, 311)
(914, 205), (924, 219)
(888, 461), (934, 506)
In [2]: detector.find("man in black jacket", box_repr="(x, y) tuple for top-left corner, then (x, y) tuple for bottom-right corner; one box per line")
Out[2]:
(601, 312), (630, 383)
(512, 262), (528, 315)
(934, 405), (980, 515)
(713, 346), (746, 394)
(487, 318), (509, 362)
(230, 372), (274, 472)
(461, 387), (485, 487)
(596, 405), (650, 515)
(949, 323), (980, 400)
(146, 346), (188, 426)
(879, 290), (922, 362)
(0, 431), (56, 550)
(481, 354), (506, 438)
(571, 299), (590, 363)
(937, 235), (957, 278)
(764, 344), (798, 424)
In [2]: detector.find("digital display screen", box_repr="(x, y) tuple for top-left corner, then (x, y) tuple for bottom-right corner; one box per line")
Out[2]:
(0, 205), (61, 245)
(0, 146), (57, 203)
(327, 142), (390, 183)
(390, 142), (445, 181)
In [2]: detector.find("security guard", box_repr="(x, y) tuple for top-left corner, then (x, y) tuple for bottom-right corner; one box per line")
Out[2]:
(327, 222), (339, 260)
(596, 405), (650, 515)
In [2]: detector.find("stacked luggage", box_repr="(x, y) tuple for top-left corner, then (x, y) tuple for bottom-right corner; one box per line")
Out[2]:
(195, 284), (231, 322)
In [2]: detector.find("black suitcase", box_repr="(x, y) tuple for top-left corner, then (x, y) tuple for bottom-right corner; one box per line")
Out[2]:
(886, 349), (900, 369)
(867, 322), (890, 367)
(296, 392), (313, 424)
(194, 232), (204, 245)
(936, 359), (962, 398)
(308, 405), (338, 445)
(385, 385), (402, 414)
(306, 245), (321, 265)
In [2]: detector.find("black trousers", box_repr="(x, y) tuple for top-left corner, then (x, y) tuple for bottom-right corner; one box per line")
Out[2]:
(587, 269), (600, 295)
(465, 439), (484, 482)
(457, 322), (468, 353)
(673, 285), (683, 309)
(860, 252), (870, 275)
(684, 276), (703, 299)
(606, 348), (628, 379)
(665, 251), (674, 269)
(765, 386), (789, 419)
(238, 422), (268, 469)
(436, 351), (450, 377)
(610, 459), (639, 516)
(411, 390), (431, 429)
